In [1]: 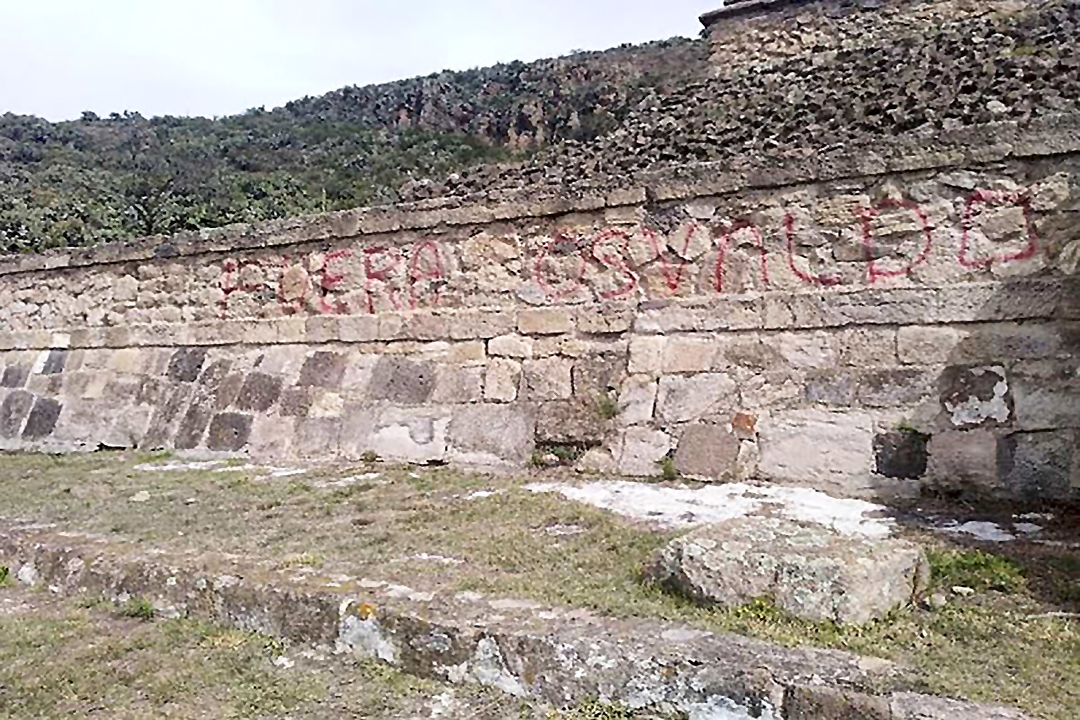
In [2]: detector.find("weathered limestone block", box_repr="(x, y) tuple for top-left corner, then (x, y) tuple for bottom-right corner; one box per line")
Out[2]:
(523, 358), (573, 400)
(628, 335), (665, 375)
(518, 308), (574, 336)
(617, 426), (673, 476)
(617, 375), (658, 426)
(996, 430), (1077, 500)
(576, 303), (633, 335)
(448, 404), (534, 465)
(926, 429), (999, 492)
(650, 517), (928, 625)
(484, 358), (522, 403)
(662, 336), (718, 373)
(432, 366), (484, 404)
(674, 423), (741, 480)
(366, 408), (450, 463)
(938, 365), (1012, 429)
(367, 357), (435, 405)
(656, 373), (739, 423)
(758, 410), (874, 494)
(488, 334), (533, 359)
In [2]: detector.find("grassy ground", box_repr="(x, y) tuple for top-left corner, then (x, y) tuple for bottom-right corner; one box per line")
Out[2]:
(0, 451), (1077, 719)
(0, 585), (531, 720)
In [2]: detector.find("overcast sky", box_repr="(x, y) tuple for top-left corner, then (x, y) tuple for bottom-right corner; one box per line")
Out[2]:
(1, 1), (718, 122)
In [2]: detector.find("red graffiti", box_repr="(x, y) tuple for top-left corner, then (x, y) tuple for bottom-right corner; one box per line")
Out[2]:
(958, 190), (1038, 269)
(533, 231), (587, 300)
(783, 214), (841, 287)
(314, 248), (352, 315)
(408, 241), (446, 309)
(363, 246), (403, 313)
(590, 228), (639, 300)
(714, 221), (770, 293)
(856, 198), (934, 283)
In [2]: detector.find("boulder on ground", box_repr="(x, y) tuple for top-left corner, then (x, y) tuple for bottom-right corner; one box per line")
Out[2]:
(649, 517), (928, 624)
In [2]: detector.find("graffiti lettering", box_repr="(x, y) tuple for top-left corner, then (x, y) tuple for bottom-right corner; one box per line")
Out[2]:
(856, 198), (934, 283)
(958, 190), (1038, 269)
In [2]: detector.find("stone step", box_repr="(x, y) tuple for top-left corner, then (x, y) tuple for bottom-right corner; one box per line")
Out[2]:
(0, 523), (1031, 719)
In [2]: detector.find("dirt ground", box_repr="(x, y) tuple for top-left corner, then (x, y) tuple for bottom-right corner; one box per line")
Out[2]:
(0, 451), (1077, 719)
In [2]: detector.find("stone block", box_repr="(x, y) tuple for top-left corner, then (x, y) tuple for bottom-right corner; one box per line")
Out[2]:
(656, 373), (739, 423)
(234, 372), (283, 413)
(576, 303), (633, 335)
(294, 417), (341, 458)
(804, 371), (858, 407)
(649, 517), (927, 625)
(874, 430), (929, 480)
(938, 365), (1012, 429)
(765, 332), (837, 369)
(403, 311), (449, 340)
(997, 430), (1076, 501)
(448, 404), (534, 464)
(42, 350), (67, 375)
(617, 375), (658, 426)
(484, 359), (521, 403)
(926, 429), (999, 492)
(897, 326), (962, 365)
(448, 309), (516, 340)
(518, 308), (573, 336)
(22, 396), (62, 440)
(836, 327), (898, 367)
(674, 423), (740, 480)
(338, 315), (379, 343)
(617, 427), (673, 476)
(628, 335), (665, 375)
(488, 334), (533, 358)
(367, 357), (435, 405)
(536, 400), (610, 444)
(758, 410), (875, 493)
(857, 369), (936, 408)
(784, 686), (891, 720)
(297, 351), (349, 389)
(0, 390), (34, 438)
(1010, 360), (1080, 431)
(523, 358), (573, 400)
(174, 403), (213, 450)
(889, 692), (1034, 720)
(206, 412), (253, 452)
(367, 408), (450, 463)
(305, 316), (341, 344)
(249, 415), (295, 461)
(166, 347), (207, 383)
(432, 366), (484, 404)
(310, 391), (345, 419)
(661, 336), (717, 373)
(447, 341), (486, 366)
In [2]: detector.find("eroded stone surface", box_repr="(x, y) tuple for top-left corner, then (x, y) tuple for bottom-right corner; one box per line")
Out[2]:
(651, 517), (928, 624)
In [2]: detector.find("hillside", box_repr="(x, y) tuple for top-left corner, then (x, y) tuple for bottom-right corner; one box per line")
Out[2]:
(0, 38), (705, 254)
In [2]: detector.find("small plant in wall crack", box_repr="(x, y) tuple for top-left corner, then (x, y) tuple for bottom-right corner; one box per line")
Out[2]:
(593, 391), (620, 421)
(0, 565), (9, 587)
(658, 454), (679, 482)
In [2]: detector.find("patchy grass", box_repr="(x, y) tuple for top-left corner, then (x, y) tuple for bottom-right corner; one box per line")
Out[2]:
(0, 586), (520, 720)
(594, 392), (620, 421)
(0, 565), (9, 587)
(928, 548), (1027, 593)
(0, 453), (1077, 719)
(116, 596), (157, 621)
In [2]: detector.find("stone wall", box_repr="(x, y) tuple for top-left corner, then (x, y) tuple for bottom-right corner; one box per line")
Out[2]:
(1, 128), (1077, 503)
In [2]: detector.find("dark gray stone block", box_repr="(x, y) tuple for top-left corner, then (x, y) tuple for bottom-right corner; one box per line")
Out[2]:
(21, 398), (61, 439)
(206, 413), (253, 452)
(297, 352), (348, 389)
(367, 357), (434, 404)
(167, 348), (208, 383)
(234, 373), (283, 413)
(0, 391), (35, 438)
(874, 430), (929, 480)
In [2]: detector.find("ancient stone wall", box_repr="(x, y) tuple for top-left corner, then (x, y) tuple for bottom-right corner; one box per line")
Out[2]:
(1, 124), (1077, 502)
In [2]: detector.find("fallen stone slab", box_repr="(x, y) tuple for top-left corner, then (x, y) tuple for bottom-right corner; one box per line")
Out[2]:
(650, 517), (929, 624)
(0, 523), (1029, 719)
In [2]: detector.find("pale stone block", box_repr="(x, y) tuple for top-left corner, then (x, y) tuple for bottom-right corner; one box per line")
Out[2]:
(489, 334), (533, 358)
(656, 373), (739, 423)
(447, 404), (534, 465)
(310, 391), (345, 419)
(617, 375), (658, 426)
(897, 326), (964, 365)
(836, 327), (898, 367)
(617, 427), (673, 476)
(765, 331), (837, 369)
(523, 358), (573, 400)
(757, 410), (875, 494)
(484, 358), (521, 403)
(367, 408), (450, 463)
(576, 303), (634, 335)
(110, 348), (144, 373)
(518, 308), (574, 336)
(662, 336), (717, 373)
(448, 341), (486, 366)
(628, 335), (665, 376)
(339, 315), (379, 343)
(448, 309), (516, 339)
(274, 317), (307, 344)
(926, 430), (999, 491)
(433, 366), (484, 404)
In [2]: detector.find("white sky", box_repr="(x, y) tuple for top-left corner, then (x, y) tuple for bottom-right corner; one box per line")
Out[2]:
(1, 1), (718, 122)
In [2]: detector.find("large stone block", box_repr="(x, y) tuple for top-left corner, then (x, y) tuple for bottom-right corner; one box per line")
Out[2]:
(674, 423), (740, 480)
(938, 365), (1012, 429)
(432, 366), (484, 404)
(166, 347), (207, 383)
(536, 400), (609, 444)
(0, 390), (34, 438)
(484, 358), (521, 403)
(758, 410), (875, 493)
(656, 373), (739, 423)
(661, 336), (718, 373)
(650, 517), (928, 625)
(22, 397), (61, 440)
(523, 358), (573, 400)
(367, 357), (435, 405)
(518, 308), (573, 335)
(367, 408), (450, 463)
(874, 430), (929, 480)
(297, 351), (349, 389)
(627, 335), (665, 376)
(616, 427), (673, 476)
(926, 429), (999, 492)
(997, 430), (1077, 500)
(617, 375), (658, 426)
(233, 372), (283, 413)
(448, 404), (534, 464)
(205, 412), (253, 452)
